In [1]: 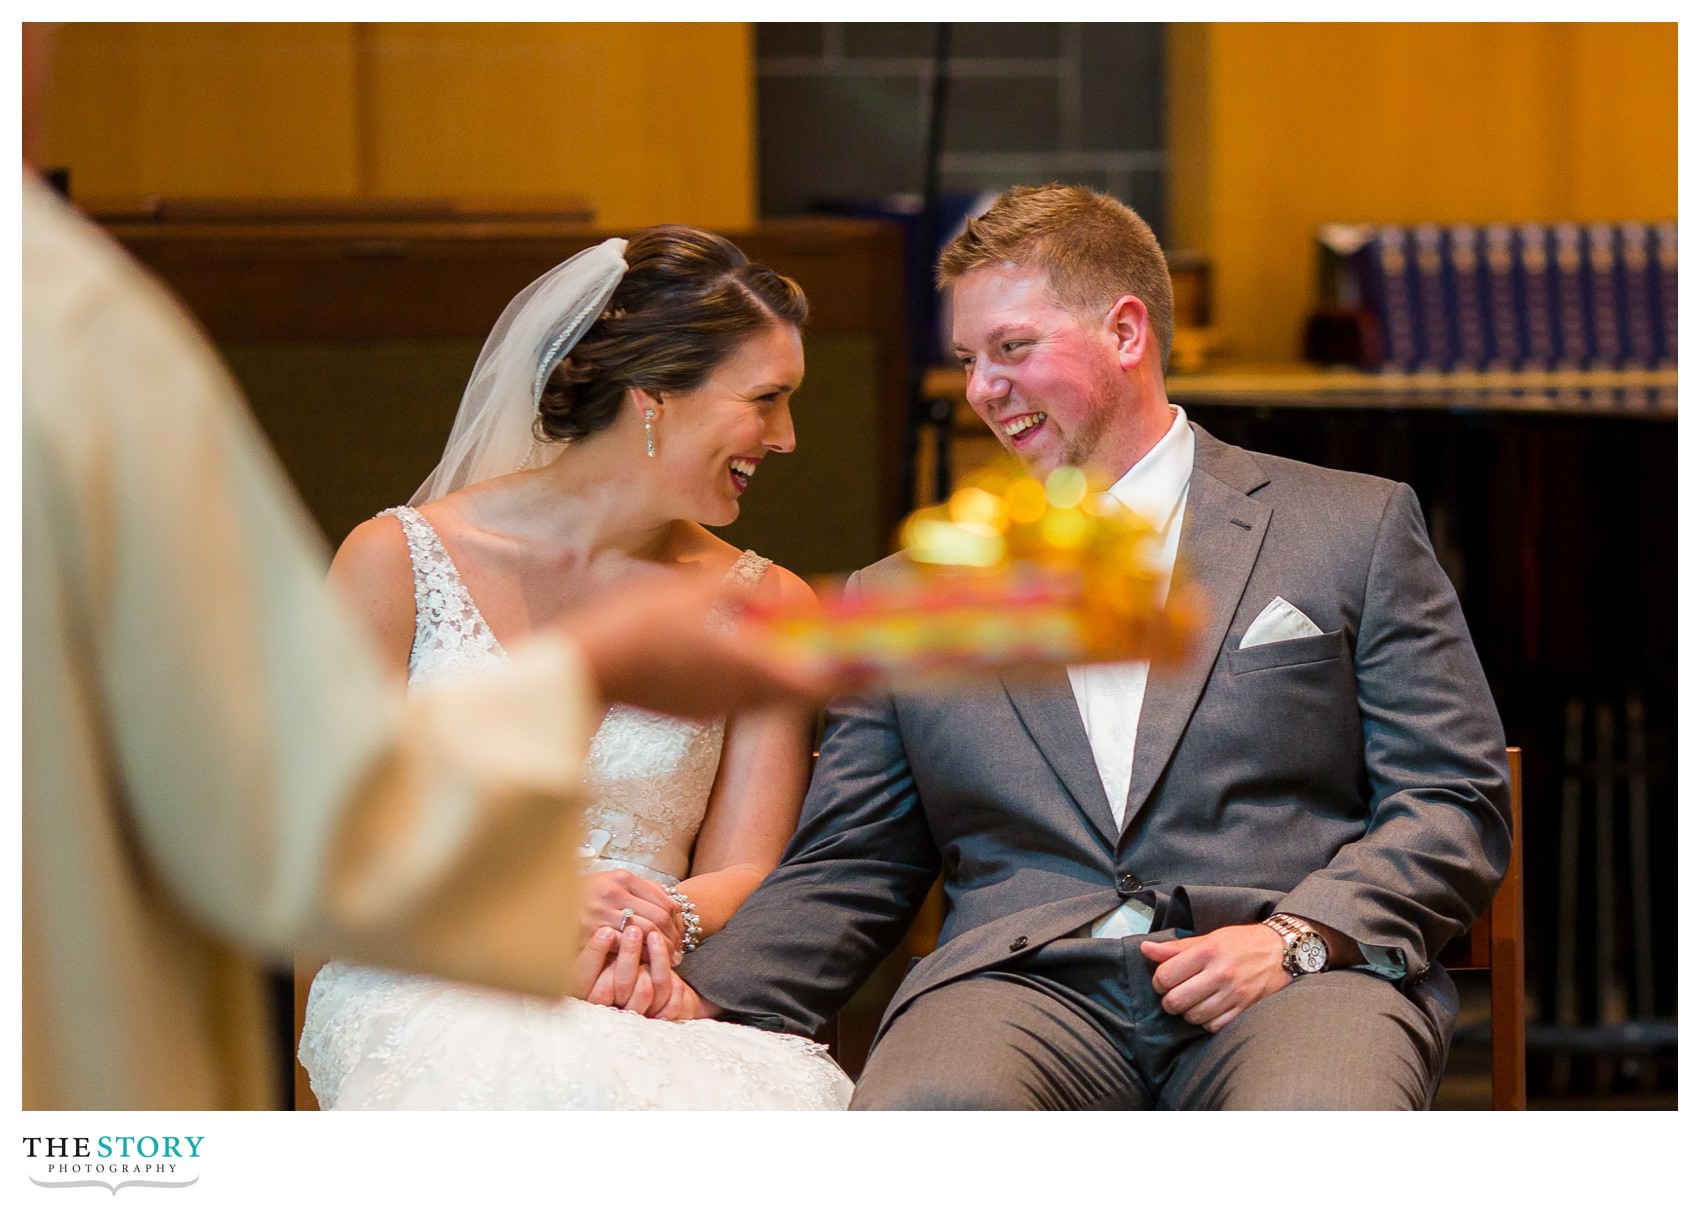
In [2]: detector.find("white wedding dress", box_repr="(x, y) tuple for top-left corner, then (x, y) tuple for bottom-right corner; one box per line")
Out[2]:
(299, 506), (852, 1110)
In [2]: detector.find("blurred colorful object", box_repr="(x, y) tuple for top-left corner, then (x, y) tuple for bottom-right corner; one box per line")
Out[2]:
(755, 465), (1203, 681)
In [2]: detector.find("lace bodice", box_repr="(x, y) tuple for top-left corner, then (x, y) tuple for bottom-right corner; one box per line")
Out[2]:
(385, 505), (507, 688)
(383, 505), (770, 881)
(299, 514), (849, 1111)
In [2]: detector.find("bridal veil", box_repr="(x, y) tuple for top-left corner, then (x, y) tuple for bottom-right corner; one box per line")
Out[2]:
(410, 237), (628, 505)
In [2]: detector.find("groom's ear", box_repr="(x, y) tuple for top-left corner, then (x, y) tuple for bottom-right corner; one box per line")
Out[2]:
(1106, 295), (1151, 370)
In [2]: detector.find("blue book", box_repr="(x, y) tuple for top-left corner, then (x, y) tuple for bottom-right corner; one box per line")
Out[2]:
(1411, 225), (1455, 370)
(1448, 224), (1490, 371)
(1550, 223), (1589, 369)
(1371, 226), (1421, 371)
(1517, 224), (1558, 369)
(1481, 225), (1523, 369)
(1584, 224), (1626, 370)
(1652, 223), (1677, 367)
(1618, 223), (1659, 368)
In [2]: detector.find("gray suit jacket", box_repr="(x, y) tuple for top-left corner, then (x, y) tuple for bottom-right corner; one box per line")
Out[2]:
(680, 424), (1511, 1047)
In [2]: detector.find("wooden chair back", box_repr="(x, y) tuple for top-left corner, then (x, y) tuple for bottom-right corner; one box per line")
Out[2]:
(1436, 746), (1526, 1109)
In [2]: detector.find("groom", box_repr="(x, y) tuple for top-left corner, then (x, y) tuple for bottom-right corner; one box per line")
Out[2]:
(675, 184), (1511, 1108)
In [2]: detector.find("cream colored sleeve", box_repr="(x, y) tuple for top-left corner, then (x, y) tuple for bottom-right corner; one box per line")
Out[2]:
(26, 201), (592, 998)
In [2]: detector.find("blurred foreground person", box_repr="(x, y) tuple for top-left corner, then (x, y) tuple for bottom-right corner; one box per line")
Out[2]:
(21, 153), (851, 1108)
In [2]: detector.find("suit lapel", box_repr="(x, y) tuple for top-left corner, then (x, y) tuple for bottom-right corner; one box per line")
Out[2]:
(1003, 668), (1121, 847)
(1121, 427), (1271, 832)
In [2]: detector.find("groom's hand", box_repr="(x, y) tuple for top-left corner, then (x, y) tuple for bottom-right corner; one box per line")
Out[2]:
(573, 924), (721, 1020)
(1140, 924), (1289, 1033)
(585, 926), (673, 1015)
(649, 974), (721, 1022)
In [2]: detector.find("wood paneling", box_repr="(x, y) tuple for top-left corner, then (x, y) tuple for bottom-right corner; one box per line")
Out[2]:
(43, 22), (755, 229)
(1166, 23), (1677, 363)
(45, 23), (361, 199)
(1570, 24), (1678, 218)
(358, 24), (753, 228)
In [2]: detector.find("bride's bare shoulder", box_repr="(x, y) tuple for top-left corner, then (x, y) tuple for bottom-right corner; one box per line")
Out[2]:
(329, 512), (416, 676)
(675, 527), (815, 609)
(332, 512), (412, 585)
(761, 561), (818, 609)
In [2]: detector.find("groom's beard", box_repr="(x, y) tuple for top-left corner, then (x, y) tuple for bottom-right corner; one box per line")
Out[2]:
(999, 361), (1126, 476)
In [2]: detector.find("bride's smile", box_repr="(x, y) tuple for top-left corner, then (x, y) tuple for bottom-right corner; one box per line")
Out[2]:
(728, 455), (762, 493)
(647, 320), (804, 527)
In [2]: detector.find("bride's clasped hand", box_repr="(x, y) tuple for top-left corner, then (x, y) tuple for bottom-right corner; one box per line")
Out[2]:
(569, 868), (699, 1020)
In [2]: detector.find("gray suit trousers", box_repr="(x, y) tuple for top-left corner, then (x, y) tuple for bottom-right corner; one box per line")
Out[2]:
(852, 932), (1448, 1110)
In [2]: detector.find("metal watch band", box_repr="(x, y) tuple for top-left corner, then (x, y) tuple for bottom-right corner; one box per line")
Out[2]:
(1265, 912), (1328, 975)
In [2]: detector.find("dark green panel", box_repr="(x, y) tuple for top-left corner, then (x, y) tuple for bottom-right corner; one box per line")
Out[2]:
(222, 334), (892, 579)
(951, 23), (1061, 59)
(717, 334), (893, 579)
(842, 23), (937, 58)
(757, 23), (826, 57)
(758, 74), (927, 215)
(224, 340), (481, 546)
(1080, 24), (1166, 154)
(945, 76), (1061, 154)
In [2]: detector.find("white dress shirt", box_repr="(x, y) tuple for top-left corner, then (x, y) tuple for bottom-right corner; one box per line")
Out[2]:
(1067, 405), (1194, 938)
(1068, 405), (1194, 825)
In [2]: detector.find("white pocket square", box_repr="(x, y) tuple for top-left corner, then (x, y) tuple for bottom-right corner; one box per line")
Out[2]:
(1240, 596), (1323, 649)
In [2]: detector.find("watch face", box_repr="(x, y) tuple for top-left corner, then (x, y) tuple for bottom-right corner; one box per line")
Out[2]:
(1295, 933), (1328, 974)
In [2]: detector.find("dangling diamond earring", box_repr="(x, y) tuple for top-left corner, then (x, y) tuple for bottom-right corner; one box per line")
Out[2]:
(643, 407), (657, 459)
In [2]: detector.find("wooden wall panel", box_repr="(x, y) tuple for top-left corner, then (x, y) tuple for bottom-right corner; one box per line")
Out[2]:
(1569, 23), (1679, 219)
(1167, 23), (1677, 363)
(42, 22), (755, 229)
(357, 23), (753, 228)
(45, 23), (361, 199)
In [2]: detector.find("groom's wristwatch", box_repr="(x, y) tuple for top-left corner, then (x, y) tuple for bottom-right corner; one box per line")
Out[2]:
(1264, 912), (1329, 977)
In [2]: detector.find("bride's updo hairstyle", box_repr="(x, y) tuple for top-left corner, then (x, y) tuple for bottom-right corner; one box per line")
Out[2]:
(536, 226), (809, 445)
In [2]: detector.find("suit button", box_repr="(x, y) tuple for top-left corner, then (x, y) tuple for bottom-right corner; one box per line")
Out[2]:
(1009, 936), (1029, 952)
(1117, 874), (1143, 894)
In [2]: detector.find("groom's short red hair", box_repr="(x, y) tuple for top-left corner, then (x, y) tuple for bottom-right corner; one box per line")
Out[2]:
(937, 184), (1174, 372)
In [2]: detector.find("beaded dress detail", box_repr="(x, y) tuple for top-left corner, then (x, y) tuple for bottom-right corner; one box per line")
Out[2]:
(298, 507), (851, 1110)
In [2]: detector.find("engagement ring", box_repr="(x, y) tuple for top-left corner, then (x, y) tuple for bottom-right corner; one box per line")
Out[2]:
(618, 908), (635, 932)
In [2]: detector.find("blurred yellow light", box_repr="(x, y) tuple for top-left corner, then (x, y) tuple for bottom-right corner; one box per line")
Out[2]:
(948, 486), (1009, 532)
(1044, 466), (1088, 509)
(1005, 478), (1048, 524)
(1040, 508), (1091, 548)
(902, 518), (1005, 567)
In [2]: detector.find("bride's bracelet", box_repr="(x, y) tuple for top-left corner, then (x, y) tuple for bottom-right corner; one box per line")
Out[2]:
(667, 887), (703, 953)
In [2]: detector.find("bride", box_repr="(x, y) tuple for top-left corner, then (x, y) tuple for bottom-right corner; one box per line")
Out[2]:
(298, 227), (852, 1110)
